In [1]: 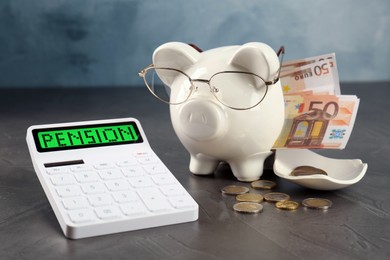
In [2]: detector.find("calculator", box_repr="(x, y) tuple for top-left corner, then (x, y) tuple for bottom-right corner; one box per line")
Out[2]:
(26, 117), (198, 239)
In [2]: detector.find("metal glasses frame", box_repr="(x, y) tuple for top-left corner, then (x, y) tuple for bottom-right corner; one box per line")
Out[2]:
(139, 46), (285, 110)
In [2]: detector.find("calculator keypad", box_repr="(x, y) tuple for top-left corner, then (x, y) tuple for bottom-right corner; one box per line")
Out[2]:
(46, 153), (196, 226)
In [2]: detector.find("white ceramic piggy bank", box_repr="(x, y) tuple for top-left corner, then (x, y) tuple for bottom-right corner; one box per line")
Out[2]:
(151, 42), (285, 182)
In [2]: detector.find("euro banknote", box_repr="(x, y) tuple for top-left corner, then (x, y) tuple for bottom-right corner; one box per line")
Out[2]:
(280, 53), (341, 95)
(272, 92), (359, 149)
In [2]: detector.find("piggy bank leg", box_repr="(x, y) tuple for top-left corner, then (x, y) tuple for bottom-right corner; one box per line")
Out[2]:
(189, 153), (220, 176)
(228, 151), (273, 182)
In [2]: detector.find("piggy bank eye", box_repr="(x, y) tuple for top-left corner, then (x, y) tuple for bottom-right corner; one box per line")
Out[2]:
(209, 72), (268, 110)
(143, 67), (193, 105)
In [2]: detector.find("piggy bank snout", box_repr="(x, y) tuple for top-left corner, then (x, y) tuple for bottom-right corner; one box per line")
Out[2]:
(178, 100), (227, 141)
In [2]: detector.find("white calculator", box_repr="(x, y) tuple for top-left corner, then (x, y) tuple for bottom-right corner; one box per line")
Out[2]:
(26, 117), (198, 239)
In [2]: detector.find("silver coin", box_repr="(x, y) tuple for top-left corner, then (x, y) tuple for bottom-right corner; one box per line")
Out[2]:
(264, 192), (290, 202)
(233, 202), (263, 214)
(221, 185), (249, 195)
(251, 180), (276, 190)
(236, 193), (264, 203)
(302, 198), (332, 209)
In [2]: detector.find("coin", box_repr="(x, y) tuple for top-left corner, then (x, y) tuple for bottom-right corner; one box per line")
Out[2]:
(236, 193), (263, 203)
(251, 180), (276, 190)
(275, 200), (299, 210)
(221, 185), (249, 195)
(290, 166), (328, 176)
(263, 192), (290, 202)
(302, 198), (332, 209)
(233, 202), (263, 214)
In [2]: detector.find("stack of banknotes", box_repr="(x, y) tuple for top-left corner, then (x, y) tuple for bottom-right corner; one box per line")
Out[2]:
(272, 53), (359, 149)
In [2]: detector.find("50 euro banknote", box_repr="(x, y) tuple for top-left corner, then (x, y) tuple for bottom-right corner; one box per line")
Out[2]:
(272, 92), (360, 149)
(280, 53), (341, 95)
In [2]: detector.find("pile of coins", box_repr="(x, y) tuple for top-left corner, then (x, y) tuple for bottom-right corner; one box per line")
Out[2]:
(221, 180), (332, 214)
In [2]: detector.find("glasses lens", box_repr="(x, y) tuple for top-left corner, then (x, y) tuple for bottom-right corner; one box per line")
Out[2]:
(144, 68), (192, 104)
(210, 72), (268, 109)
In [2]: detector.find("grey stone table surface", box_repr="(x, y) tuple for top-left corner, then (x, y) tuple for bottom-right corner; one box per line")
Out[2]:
(0, 82), (389, 260)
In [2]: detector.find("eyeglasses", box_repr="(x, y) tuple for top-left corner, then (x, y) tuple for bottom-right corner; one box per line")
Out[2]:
(139, 46), (285, 110)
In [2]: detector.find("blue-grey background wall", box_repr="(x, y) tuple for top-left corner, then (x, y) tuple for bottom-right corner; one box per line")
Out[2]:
(0, 0), (389, 87)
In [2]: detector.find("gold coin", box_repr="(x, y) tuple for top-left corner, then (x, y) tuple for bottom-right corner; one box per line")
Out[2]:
(275, 200), (299, 210)
(251, 180), (276, 190)
(263, 192), (290, 202)
(221, 185), (249, 195)
(233, 202), (263, 214)
(290, 166), (328, 176)
(236, 193), (263, 203)
(302, 198), (332, 209)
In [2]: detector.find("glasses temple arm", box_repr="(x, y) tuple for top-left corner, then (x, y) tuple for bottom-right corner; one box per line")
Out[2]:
(270, 46), (285, 84)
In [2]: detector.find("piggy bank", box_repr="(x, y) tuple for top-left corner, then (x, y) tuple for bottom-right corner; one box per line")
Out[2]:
(150, 42), (285, 182)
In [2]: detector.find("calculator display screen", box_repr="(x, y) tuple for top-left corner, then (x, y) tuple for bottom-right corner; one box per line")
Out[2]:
(32, 121), (143, 152)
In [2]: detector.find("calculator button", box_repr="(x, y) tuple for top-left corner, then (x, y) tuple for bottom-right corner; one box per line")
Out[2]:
(50, 174), (75, 186)
(56, 185), (82, 198)
(62, 197), (89, 210)
(143, 164), (166, 175)
(88, 193), (113, 207)
(112, 191), (139, 203)
(94, 163), (116, 170)
(98, 169), (122, 180)
(74, 171), (99, 183)
(120, 202), (148, 216)
(105, 180), (131, 191)
(68, 209), (96, 224)
(46, 167), (69, 175)
(152, 174), (176, 186)
(159, 185), (186, 197)
(94, 206), (121, 220)
(71, 165), (93, 172)
(121, 166), (146, 177)
(137, 188), (172, 212)
(81, 182), (106, 194)
(169, 196), (196, 209)
(128, 177), (153, 188)
(117, 159), (137, 167)
(137, 157), (158, 165)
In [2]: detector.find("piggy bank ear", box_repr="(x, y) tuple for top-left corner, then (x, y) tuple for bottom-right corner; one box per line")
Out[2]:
(229, 42), (280, 81)
(152, 42), (200, 86)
